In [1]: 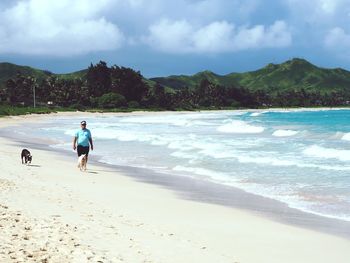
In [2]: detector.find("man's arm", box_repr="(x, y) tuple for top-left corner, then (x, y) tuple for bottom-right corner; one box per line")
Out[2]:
(89, 137), (94, 151)
(73, 137), (77, 150)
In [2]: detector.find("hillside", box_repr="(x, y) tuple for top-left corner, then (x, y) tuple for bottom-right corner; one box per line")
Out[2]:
(3, 58), (350, 95)
(2, 58), (350, 109)
(57, 69), (88, 80)
(0, 63), (51, 86)
(0, 62), (157, 90)
(151, 71), (223, 90)
(0, 62), (87, 88)
(150, 58), (350, 95)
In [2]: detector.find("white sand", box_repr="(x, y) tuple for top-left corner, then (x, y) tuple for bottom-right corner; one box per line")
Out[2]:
(0, 113), (350, 263)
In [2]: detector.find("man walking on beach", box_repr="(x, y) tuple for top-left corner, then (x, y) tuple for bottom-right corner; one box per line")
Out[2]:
(73, 120), (93, 163)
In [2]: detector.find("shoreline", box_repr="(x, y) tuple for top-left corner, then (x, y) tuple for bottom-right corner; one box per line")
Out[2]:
(1, 112), (350, 262)
(4, 126), (350, 241)
(2, 111), (350, 237)
(1, 105), (350, 120)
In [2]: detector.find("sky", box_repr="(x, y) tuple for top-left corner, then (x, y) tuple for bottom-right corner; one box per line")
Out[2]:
(0, 0), (350, 77)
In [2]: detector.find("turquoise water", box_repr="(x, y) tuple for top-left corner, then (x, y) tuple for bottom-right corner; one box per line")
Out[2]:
(23, 109), (350, 221)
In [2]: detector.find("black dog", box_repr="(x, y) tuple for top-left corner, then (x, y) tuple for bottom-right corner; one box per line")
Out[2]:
(21, 149), (32, 164)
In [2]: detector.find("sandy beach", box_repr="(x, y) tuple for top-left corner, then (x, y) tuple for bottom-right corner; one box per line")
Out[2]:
(1, 112), (350, 263)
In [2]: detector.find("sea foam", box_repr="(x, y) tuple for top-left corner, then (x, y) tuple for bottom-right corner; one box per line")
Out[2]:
(250, 111), (267, 117)
(217, 120), (264, 134)
(341, 132), (350, 141)
(303, 145), (350, 162)
(272, 129), (299, 137)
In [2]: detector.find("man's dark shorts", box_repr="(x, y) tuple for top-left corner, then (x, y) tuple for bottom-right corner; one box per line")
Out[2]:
(77, 145), (89, 157)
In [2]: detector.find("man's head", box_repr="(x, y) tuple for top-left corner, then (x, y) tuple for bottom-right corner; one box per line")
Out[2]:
(80, 120), (87, 129)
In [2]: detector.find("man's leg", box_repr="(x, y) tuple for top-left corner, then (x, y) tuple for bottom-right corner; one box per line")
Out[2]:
(84, 146), (90, 163)
(77, 145), (83, 157)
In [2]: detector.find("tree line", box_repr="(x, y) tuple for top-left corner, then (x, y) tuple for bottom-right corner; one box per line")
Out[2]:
(1, 61), (350, 110)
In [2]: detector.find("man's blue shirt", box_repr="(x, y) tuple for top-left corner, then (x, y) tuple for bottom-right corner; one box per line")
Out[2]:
(75, 128), (91, 147)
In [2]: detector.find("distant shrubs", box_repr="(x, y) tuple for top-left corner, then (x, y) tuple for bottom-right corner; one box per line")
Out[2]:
(69, 103), (86, 111)
(175, 101), (194, 110)
(127, 101), (140, 108)
(230, 100), (241, 108)
(97, 92), (127, 108)
(0, 104), (55, 116)
(0, 106), (8, 116)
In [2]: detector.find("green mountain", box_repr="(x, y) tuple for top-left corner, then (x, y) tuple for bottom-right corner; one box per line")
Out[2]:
(0, 62), (157, 91)
(0, 62), (87, 88)
(2, 58), (350, 96)
(56, 69), (88, 80)
(151, 70), (222, 90)
(151, 58), (350, 95)
(0, 62), (50, 85)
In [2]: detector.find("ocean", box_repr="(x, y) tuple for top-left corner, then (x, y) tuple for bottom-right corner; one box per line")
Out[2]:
(19, 109), (350, 222)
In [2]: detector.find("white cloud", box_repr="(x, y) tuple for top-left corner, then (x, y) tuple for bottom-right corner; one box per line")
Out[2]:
(113, 0), (258, 24)
(0, 0), (263, 56)
(233, 21), (292, 50)
(324, 27), (350, 49)
(284, 0), (350, 56)
(286, 0), (349, 23)
(320, 0), (341, 13)
(312, 0), (343, 14)
(193, 21), (238, 52)
(0, 0), (124, 56)
(144, 19), (291, 54)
